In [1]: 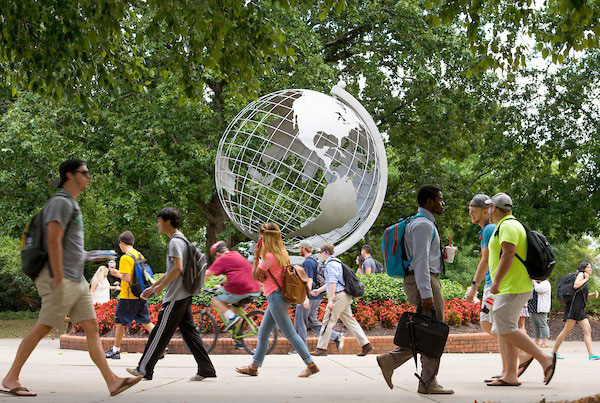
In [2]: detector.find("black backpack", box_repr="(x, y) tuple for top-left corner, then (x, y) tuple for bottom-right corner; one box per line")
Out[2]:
(374, 259), (385, 274)
(172, 234), (207, 295)
(126, 252), (155, 298)
(21, 194), (77, 280)
(494, 218), (556, 281)
(331, 258), (365, 297)
(556, 272), (578, 304)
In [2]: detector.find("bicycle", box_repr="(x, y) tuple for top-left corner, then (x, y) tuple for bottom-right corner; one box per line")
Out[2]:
(194, 287), (278, 355)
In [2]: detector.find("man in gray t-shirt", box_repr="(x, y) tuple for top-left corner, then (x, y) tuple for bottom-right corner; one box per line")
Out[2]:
(360, 245), (378, 274)
(130, 207), (215, 381)
(2, 159), (141, 397)
(43, 189), (85, 281)
(163, 230), (191, 303)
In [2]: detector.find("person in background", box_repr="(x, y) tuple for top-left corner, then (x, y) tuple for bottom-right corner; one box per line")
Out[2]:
(360, 245), (377, 274)
(519, 303), (529, 333)
(355, 255), (365, 276)
(552, 262), (600, 360)
(106, 231), (155, 360)
(528, 280), (551, 348)
(310, 243), (372, 357)
(90, 266), (119, 305)
(292, 239), (343, 353)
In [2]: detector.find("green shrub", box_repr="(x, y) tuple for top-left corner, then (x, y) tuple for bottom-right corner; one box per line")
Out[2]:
(147, 272), (465, 307)
(358, 274), (406, 303)
(0, 236), (40, 311)
(442, 245), (481, 288)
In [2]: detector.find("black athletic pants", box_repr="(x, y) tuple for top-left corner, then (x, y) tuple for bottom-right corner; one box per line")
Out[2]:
(137, 296), (216, 379)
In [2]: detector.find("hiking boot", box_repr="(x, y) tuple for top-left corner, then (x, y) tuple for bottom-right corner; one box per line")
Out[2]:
(224, 316), (241, 332)
(335, 333), (345, 352)
(105, 349), (121, 359)
(310, 348), (328, 356)
(357, 343), (374, 356)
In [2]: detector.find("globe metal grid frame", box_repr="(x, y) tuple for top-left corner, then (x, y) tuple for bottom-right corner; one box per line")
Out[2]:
(215, 82), (388, 255)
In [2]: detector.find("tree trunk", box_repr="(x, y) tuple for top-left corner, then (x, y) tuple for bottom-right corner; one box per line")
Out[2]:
(198, 194), (228, 263)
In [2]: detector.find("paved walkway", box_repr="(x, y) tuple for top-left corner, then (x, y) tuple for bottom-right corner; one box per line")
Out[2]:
(1, 338), (599, 402)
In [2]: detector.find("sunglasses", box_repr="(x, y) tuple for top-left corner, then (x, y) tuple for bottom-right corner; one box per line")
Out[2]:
(76, 169), (91, 177)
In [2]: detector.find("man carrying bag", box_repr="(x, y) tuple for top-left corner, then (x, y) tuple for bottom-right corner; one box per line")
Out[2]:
(376, 185), (454, 394)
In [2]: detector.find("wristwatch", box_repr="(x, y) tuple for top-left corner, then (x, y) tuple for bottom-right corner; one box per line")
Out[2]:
(471, 280), (477, 287)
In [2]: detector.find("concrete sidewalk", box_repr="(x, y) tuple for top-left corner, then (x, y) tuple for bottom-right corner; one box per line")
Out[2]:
(1, 338), (599, 402)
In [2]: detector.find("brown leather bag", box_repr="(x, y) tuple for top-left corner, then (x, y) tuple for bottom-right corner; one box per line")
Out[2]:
(267, 265), (310, 304)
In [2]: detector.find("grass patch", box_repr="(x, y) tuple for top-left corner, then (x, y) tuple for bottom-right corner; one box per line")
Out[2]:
(0, 311), (39, 320)
(0, 311), (63, 338)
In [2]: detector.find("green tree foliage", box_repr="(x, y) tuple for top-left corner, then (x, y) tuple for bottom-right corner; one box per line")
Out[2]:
(0, 0), (344, 104)
(0, 0), (598, 303)
(428, 0), (600, 72)
(0, 236), (39, 311)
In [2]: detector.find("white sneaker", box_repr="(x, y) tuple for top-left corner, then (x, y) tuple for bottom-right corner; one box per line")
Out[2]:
(335, 334), (345, 352)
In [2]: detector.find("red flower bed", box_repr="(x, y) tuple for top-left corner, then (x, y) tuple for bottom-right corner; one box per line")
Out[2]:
(74, 298), (481, 336)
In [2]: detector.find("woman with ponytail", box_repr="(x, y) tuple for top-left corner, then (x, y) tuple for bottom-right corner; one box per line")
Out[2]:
(236, 223), (319, 378)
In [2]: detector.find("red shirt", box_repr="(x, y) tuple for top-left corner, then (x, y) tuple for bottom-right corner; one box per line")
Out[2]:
(208, 251), (260, 295)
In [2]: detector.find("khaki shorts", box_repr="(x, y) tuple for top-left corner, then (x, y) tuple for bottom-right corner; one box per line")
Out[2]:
(480, 286), (494, 324)
(490, 292), (531, 335)
(35, 267), (96, 329)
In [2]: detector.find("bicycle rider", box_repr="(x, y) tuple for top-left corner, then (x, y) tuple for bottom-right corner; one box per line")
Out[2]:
(206, 241), (261, 331)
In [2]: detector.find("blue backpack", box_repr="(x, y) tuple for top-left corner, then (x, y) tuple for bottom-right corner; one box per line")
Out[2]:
(127, 253), (155, 297)
(381, 214), (435, 278)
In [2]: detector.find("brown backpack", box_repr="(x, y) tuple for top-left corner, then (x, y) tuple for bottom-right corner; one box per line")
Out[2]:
(267, 265), (310, 304)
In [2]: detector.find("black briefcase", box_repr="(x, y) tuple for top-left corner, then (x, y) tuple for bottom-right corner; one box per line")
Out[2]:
(394, 310), (449, 359)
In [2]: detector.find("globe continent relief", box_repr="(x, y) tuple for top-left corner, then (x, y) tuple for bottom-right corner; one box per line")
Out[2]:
(215, 88), (385, 253)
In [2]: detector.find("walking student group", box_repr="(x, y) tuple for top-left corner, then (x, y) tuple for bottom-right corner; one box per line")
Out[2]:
(3, 159), (595, 398)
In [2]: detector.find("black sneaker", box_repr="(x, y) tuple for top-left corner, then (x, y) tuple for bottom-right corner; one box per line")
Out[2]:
(158, 347), (168, 360)
(105, 349), (121, 359)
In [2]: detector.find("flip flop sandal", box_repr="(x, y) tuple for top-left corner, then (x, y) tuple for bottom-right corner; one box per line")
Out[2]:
(517, 357), (534, 377)
(544, 354), (557, 385)
(484, 375), (503, 383)
(487, 379), (522, 387)
(110, 376), (142, 397)
(0, 387), (37, 397)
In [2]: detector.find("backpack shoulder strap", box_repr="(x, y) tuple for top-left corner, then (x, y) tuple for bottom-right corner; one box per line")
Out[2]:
(493, 217), (516, 237)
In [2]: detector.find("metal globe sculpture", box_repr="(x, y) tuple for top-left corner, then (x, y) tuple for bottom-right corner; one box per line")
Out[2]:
(215, 82), (388, 254)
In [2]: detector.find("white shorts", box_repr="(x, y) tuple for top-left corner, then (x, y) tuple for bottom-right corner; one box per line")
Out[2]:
(480, 286), (494, 324)
(491, 292), (532, 335)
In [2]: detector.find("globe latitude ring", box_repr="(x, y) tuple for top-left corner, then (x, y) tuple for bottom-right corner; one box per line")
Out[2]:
(215, 82), (388, 255)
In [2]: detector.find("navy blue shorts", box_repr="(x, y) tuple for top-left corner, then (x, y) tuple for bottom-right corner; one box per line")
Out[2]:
(115, 299), (151, 327)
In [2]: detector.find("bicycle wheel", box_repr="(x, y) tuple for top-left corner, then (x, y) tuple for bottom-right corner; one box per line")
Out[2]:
(238, 310), (278, 355)
(194, 310), (219, 353)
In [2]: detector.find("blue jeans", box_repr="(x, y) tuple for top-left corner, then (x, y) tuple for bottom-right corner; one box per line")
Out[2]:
(252, 291), (313, 367)
(295, 298), (340, 343)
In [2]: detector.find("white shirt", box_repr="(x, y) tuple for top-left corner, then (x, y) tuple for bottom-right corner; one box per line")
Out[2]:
(92, 278), (110, 305)
(533, 280), (551, 313)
